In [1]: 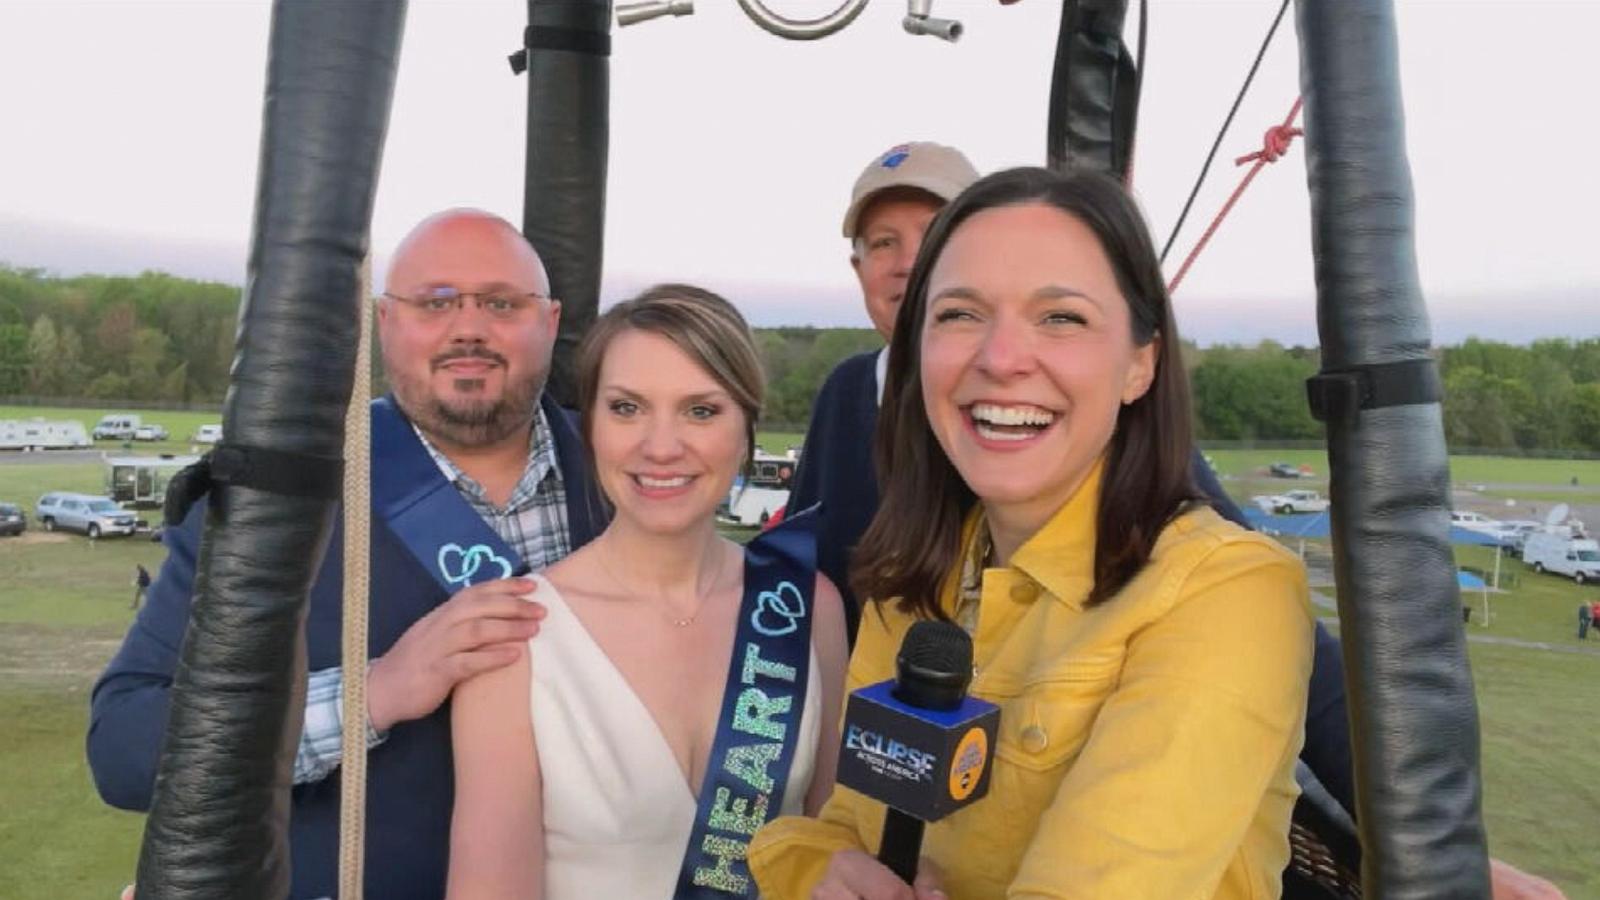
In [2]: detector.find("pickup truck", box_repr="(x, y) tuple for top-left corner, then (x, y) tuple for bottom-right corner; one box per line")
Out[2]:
(1254, 489), (1330, 515)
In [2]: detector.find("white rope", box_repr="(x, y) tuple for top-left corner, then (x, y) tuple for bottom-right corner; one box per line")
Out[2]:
(338, 258), (374, 899)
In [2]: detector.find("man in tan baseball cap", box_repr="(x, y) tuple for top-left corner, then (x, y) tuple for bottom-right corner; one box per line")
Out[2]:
(840, 141), (980, 338)
(788, 141), (980, 641)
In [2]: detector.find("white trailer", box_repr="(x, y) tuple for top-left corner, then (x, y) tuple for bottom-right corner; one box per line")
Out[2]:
(0, 418), (92, 450)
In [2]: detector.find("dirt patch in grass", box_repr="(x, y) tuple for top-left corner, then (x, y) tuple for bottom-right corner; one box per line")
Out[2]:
(0, 623), (125, 688)
(5, 530), (75, 547)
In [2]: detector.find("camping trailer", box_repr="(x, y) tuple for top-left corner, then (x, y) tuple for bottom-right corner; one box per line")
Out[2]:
(0, 418), (92, 451)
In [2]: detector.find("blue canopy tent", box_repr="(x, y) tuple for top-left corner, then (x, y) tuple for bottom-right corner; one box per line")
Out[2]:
(1246, 506), (1505, 549)
(1245, 506), (1505, 615)
(1447, 528), (1503, 549)
(1242, 507), (1332, 539)
(1448, 526), (1506, 590)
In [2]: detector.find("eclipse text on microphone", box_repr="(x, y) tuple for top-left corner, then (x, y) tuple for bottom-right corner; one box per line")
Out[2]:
(836, 680), (1000, 822)
(844, 725), (938, 782)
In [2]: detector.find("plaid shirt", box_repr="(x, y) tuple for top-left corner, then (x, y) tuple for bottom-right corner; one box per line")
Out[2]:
(294, 407), (571, 784)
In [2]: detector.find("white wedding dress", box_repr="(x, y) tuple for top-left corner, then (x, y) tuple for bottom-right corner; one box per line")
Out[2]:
(527, 575), (822, 899)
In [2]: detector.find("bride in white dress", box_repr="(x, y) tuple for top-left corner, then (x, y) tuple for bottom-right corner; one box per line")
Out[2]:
(446, 285), (848, 899)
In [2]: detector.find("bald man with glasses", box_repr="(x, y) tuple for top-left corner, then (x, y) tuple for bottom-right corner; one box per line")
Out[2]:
(89, 209), (608, 899)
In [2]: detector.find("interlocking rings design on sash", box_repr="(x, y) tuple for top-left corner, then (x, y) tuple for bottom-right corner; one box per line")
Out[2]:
(750, 579), (807, 636)
(437, 542), (514, 589)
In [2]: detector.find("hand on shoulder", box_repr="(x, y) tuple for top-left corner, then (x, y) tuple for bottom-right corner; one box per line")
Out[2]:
(367, 576), (545, 732)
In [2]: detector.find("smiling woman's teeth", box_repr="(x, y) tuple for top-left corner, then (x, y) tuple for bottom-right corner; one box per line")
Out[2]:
(970, 403), (1056, 442)
(971, 403), (1056, 426)
(637, 475), (691, 488)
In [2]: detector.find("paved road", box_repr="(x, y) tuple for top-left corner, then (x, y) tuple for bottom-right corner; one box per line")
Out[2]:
(1461, 632), (1600, 657)
(0, 449), (107, 465)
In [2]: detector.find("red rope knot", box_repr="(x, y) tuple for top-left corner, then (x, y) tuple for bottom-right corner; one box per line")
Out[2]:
(1166, 96), (1304, 297)
(1235, 96), (1304, 166)
(1236, 122), (1302, 165)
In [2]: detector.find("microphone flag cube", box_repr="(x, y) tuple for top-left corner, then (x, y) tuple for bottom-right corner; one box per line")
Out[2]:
(836, 679), (1000, 823)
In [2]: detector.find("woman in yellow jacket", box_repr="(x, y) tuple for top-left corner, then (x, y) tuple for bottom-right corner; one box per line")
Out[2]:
(750, 167), (1314, 900)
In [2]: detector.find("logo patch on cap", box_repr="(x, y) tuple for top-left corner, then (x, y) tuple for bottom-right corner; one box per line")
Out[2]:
(880, 144), (913, 169)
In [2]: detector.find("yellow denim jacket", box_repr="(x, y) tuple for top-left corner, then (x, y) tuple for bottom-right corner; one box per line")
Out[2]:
(749, 470), (1313, 899)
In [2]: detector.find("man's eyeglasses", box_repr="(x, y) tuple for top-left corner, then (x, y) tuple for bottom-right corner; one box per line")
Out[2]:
(382, 286), (548, 320)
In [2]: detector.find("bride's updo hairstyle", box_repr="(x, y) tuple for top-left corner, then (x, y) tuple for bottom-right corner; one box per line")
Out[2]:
(574, 283), (766, 475)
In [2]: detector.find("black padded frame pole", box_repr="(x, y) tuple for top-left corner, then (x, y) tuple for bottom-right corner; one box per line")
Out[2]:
(520, 0), (613, 407)
(1293, 2), (1489, 896)
(134, 3), (406, 897)
(1046, 0), (1139, 179)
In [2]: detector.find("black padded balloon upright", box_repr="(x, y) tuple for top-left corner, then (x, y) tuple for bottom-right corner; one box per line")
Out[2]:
(1046, 0), (1140, 179)
(133, 2), (407, 898)
(1294, 2), (1490, 896)
(519, 0), (613, 407)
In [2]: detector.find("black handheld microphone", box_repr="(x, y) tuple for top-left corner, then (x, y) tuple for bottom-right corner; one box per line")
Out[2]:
(835, 620), (1001, 884)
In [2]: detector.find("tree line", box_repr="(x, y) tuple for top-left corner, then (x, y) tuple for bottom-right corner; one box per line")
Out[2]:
(1186, 338), (1600, 453)
(3, 267), (1598, 452)
(0, 266), (238, 404)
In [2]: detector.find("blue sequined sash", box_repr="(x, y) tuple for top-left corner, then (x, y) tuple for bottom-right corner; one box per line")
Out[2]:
(370, 397), (524, 593)
(673, 509), (818, 898)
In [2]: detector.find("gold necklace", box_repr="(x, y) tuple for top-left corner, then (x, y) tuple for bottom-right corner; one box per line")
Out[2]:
(599, 538), (725, 628)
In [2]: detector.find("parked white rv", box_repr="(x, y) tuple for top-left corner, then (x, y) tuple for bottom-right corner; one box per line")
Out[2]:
(1522, 532), (1600, 583)
(0, 418), (92, 450)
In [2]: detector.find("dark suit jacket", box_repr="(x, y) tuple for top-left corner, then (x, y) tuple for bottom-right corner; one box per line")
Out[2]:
(787, 350), (879, 640)
(86, 394), (606, 899)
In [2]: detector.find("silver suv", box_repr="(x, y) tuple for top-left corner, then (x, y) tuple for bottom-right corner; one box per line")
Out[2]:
(35, 492), (138, 538)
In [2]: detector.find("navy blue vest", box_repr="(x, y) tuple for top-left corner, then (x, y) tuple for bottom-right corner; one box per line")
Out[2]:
(289, 395), (604, 899)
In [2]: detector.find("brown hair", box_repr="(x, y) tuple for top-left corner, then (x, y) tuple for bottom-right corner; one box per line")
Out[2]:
(852, 167), (1200, 616)
(575, 284), (765, 489)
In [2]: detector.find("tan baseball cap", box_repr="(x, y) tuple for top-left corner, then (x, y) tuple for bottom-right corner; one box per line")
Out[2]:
(841, 142), (980, 238)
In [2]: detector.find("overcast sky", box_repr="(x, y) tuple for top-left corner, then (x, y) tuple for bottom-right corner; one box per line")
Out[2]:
(1, 0), (1596, 346)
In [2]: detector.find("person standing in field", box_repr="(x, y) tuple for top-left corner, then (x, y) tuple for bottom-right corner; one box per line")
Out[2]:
(130, 564), (150, 610)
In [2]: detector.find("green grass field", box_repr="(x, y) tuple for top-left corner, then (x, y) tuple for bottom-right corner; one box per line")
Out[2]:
(3, 450), (1598, 897)
(1452, 544), (1599, 647)
(755, 431), (804, 456)
(1203, 445), (1600, 489)
(1, 686), (145, 897)
(0, 530), (164, 897)
(0, 462), (108, 506)
(1471, 642), (1600, 897)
